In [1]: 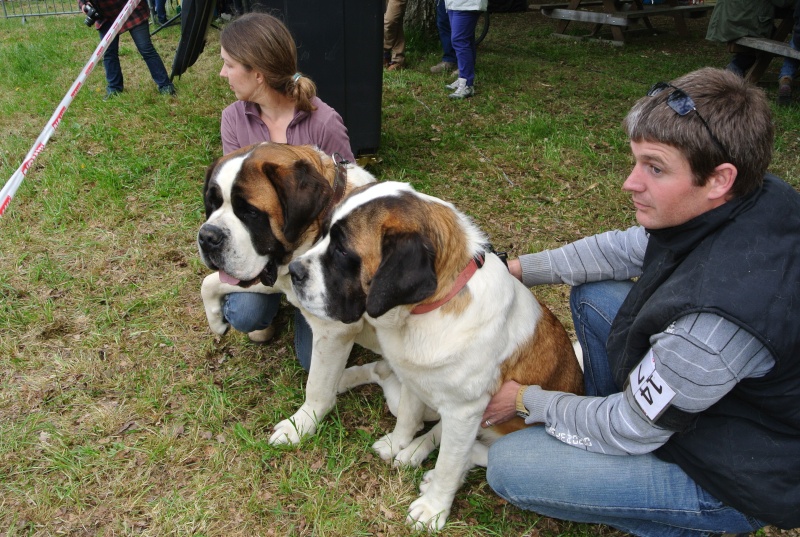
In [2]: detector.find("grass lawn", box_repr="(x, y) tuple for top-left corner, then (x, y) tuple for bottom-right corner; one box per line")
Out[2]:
(1, 6), (798, 537)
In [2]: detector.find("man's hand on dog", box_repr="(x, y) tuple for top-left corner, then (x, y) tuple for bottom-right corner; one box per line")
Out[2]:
(482, 380), (522, 427)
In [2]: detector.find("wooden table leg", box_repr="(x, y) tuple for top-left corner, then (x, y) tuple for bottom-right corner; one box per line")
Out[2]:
(603, 0), (626, 42)
(556, 0), (584, 34)
(743, 15), (793, 83)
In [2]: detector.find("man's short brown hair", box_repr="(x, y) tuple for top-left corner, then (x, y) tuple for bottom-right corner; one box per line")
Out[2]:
(623, 68), (773, 198)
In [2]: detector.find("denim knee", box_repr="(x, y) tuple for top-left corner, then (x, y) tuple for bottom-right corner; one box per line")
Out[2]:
(293, 310), (313, 372)
(222, 292), (280, 333)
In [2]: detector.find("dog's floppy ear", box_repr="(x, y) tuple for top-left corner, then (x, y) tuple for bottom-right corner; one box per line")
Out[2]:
(366, 231), (438, 318)
(265, 159), (331, 244)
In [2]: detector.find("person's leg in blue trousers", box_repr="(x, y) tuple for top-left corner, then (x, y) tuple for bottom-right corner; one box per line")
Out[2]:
(223, 292), (312, 372)
(570, 279), (632, 396)
(780, 2), (800, 80)
(487, 427), (764, 537)
(777, 2), (800, 104)
(487, 280), (764, 537)
(448, 9), (479, 86)
(127, 21), (173, 91)
(154, 0), (167, 23)
(436, 0), (456, 64)
(98, 22), (124, 95)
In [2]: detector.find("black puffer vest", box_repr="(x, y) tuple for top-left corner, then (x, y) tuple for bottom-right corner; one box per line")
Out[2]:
(606, 174), (800, 528)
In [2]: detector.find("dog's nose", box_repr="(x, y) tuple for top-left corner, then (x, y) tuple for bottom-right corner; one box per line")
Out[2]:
(288, 259), (307, 284)
(198, 225), (225, 250)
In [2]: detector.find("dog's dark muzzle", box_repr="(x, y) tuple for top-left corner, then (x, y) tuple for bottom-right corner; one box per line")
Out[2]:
(198, 224), (227, 255)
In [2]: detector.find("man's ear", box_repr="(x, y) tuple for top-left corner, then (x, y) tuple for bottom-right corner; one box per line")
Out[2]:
(707, 163), (738, 202)
(365, 231), (438, 318)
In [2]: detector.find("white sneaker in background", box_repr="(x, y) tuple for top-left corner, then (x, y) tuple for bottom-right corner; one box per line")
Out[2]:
(448, 78), (474, 99)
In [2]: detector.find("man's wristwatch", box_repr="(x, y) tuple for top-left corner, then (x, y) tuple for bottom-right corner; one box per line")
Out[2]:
(515, 384), (529, 418)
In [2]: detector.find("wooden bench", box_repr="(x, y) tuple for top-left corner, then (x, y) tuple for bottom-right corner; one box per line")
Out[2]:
(532, 0), (608, 9)
(538, 0), (714, 45)
(728, 10), (799, 83)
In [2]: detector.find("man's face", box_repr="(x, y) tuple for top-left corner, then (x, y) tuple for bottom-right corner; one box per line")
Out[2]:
(623, 140), (726, 229)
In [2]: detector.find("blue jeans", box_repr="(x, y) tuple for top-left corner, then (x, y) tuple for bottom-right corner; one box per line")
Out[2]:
(448, 9), (480, 86)
(222, 292), (313, 371)
(487, 427), (764, 537)
(99, 19), (172, 94)
(486, 281), (765, 536)
(154, 0), (167, 22)
(778, 3), (800, 80)
(436, 0), (456, 64)
(570, 279), (633, 396)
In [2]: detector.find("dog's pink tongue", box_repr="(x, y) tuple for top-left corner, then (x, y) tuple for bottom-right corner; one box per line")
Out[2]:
(218, 271), (240, 285)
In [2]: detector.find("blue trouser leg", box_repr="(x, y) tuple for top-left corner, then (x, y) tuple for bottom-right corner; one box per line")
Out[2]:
(222, 292), (312, 372)
(222, 292), (280, 333)
(779, 3), (800, 80)
(127, 20), (172, 89)
(487, 427), (764, 537)
(436, 0), (456, 64)
(155, 0), (167, 22)
(448, 9), (479, 86)
(98, 23), (124, 93)
(293, 310), (312, 372)
(569, 280), (633, 396)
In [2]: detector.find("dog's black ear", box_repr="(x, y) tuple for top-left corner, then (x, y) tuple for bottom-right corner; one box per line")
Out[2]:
(366, 231), (438, 318)
(266, 159), (331, 244)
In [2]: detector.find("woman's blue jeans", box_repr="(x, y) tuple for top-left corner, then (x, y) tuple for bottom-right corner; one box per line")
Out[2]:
(486, 281), (765, 537)
(98, 20), (172, 94)
(222, 292), (312, 372)
(448, 9), (480, 86)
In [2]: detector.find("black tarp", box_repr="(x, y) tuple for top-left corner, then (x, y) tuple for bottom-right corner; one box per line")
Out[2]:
(169, 0), (215, 80)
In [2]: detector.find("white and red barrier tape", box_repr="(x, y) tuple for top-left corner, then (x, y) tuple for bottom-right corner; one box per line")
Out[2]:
(0, 0), (140, 217)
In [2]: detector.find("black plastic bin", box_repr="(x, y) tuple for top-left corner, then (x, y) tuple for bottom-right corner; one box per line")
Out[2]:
(244, 0), (383, 157)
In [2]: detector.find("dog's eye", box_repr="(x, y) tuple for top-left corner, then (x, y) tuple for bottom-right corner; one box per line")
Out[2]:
(334, 245), (348, 258)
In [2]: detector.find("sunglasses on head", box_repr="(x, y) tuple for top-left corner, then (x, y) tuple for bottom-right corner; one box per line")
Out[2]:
(647, 82), (731, 162)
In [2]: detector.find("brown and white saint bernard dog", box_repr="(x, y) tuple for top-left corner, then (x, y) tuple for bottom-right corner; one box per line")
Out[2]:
(289, 181), (585, 530)
(197, 142), (383, 445)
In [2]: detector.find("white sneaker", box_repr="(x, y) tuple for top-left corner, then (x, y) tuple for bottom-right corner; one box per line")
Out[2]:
(448, 78), (474, 99)
(445, 77), (461, 90)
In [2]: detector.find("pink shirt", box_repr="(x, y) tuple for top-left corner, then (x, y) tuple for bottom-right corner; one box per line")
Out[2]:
(220, 97), (354, 161)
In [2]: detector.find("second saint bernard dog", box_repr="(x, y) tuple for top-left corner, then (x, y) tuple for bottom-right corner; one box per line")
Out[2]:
(197, 142), (384, 445)
(289, 181), (584, 530)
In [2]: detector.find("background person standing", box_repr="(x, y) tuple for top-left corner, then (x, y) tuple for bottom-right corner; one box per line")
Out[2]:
(79, 0), (175, 99)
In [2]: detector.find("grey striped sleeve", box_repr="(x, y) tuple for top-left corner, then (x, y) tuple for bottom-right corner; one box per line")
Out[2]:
(518, 226), (648, 287)
(522, 313), (775, 456)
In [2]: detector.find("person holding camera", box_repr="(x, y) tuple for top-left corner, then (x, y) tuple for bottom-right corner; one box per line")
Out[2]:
(79, 0), (175, 99)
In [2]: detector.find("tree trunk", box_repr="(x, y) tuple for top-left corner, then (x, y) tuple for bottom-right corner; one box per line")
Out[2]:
(404, 0), (436, 32)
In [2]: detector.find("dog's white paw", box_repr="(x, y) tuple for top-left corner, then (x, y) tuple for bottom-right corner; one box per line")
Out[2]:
(269, 412), (318, 445)
(394, 435), (436, 468)
(372, 432), (408, 461)
(407, 492), (450, 532)
(418, 469), (435, 494)
(207, 315), (230, 336)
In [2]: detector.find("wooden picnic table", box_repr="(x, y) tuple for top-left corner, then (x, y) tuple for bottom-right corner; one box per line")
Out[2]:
(534, 0), (715, 46)
(727, 7), (800, 83)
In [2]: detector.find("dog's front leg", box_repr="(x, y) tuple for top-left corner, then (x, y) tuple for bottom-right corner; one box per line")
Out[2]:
(269, 320), (360, 445)
(373, 382), (426, 461)
(395, 420), (441, 468)
(200, 273), (277, 335)
(406, 406), (484, 531)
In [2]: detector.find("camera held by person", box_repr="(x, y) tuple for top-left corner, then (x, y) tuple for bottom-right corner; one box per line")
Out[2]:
(83, 1), (102, 26)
